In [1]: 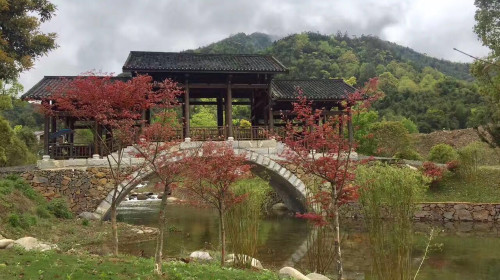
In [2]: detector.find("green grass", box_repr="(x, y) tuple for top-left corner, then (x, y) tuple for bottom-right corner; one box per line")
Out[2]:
(420, 167), (500, 203)
(0, 249), (279, 280)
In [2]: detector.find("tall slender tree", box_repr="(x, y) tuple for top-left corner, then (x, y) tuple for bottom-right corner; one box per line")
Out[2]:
(281, 79), (380, 279)
(183, 141), (251, 266)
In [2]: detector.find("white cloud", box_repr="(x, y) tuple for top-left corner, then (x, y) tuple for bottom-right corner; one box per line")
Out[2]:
(19, 0), (490, 91)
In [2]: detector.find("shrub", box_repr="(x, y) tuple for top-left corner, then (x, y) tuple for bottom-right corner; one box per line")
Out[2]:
(47, 198), (73, 219)
(428, 144), (458, 163)
(446, 160), (460, 172)
(1, 175), (44, 203)
(226, 178), (270, 268)
(8, 213), (20, 227)
(421, 162), (446, 188)
(457, 142), (488, 179)
(8, 213), (37, 229)
(365, 121), (412, 157)
(82, 219), (89, 226)
(357, 163), (429, 280)
(36, 206), (52, 218)
(239, 119), (251, 128)
(394, 149), (422, 160)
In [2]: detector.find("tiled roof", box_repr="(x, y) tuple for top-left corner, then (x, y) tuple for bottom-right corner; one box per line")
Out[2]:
(122, 51), (288, 73)
(271, 79), (356, 101)
(21, 76), (131, 100)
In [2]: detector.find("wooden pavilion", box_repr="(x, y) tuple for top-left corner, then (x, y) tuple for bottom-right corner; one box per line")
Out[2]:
(22, 52), (356, 160)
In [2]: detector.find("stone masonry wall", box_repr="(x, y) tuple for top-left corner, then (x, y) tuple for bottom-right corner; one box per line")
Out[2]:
(1, 167), (115, 214)
(341, 202), (500, 222)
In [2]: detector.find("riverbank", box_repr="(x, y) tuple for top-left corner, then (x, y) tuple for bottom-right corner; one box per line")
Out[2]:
(0, 249), (280, 280)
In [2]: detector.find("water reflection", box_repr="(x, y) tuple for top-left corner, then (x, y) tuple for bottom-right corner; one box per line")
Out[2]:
(118, 201), (500, 280)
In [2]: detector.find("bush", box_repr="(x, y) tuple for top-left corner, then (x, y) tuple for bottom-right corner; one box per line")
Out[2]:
(36, 206), (52, 218)
(394, 149), (422, 160)
(457, 142), (489, 179)
(0, 175), (44, 203)
(8, 213), (20, 227)
(365, 121), (412, 157)
(82, 219), (90, 226)
(428, 144), (458, 163)
(8, 213), (37, 229)
(421, 162), (446, 188)
(47, 198), (73, 219)
(357, 163), (429, 280)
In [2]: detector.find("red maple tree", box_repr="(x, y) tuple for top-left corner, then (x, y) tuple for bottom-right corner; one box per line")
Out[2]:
(44, 73), (182, 256)
(281, 78), (380, 279)
(134, 110), (185, 275)
(182, 141), (251, 266)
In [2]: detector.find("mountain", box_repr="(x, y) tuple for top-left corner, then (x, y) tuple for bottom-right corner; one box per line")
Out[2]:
(190, 32), (275, 54)
(190, 32), (484, 133)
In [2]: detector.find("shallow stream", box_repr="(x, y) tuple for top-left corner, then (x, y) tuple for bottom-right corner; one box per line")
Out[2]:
(118, 200), (500, 279)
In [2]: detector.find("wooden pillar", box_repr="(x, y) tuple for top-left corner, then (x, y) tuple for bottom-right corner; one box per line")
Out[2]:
(51, 116), (57, 134)
(217, 94), (224, 127)
(93, 121), (99, 157)
(250, 90), (256, 126)
(226, 77), (233, 138)
(69, 119), (75, 144)
(184, 78), (190, 139)
(43, 116), (50, 156)
(268, 84), (274, 133)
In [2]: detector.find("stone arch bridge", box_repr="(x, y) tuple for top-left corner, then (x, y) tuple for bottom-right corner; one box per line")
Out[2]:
(8, 140), (310, 220)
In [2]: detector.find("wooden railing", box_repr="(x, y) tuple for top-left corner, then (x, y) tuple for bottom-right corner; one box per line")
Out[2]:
(233, 126), (268, 140)
(188, 126), (270, 141)
(49, 143), (93, 159)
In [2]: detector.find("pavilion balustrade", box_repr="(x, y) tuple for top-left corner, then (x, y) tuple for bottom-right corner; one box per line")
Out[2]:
(49, 143), (94, 160)
(187, 126), (269, 141)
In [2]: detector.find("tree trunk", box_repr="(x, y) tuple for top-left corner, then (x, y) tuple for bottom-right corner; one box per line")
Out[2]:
(154, 185), (170, 275)
(218, 205), (226, 267)
(111, 201), (119, 256)
(333, 194), (343, 280)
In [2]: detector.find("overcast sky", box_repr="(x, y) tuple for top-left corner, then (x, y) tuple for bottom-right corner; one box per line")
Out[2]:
(19, 0), (491, 91)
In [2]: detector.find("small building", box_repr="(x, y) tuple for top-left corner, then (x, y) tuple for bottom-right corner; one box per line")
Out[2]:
(22, 52), (355, 160)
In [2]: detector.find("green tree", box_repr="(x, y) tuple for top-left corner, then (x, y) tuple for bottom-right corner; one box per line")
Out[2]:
(378, 72), (398, 94)
(474, 0), (500, 56)
(0, 0), (57, 82)
(191, 106), (217, 127)
(428, 144), (458, 163)
(0, 116), (35, 166)
(471, 0), (500, 147)
(397, 76), (419, 94)
(366, 121), (412, 157)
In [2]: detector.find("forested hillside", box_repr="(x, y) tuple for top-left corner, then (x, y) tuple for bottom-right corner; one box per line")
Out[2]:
(193, 32), (485, 133)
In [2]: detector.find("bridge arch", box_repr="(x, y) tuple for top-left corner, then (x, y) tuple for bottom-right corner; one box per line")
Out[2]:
(93, 148), (308, 220)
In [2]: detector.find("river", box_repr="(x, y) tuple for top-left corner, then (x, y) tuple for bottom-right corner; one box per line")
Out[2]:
(118, 200), (500, 279)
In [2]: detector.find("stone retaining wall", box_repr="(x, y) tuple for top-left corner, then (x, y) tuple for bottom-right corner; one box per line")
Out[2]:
(0, 167), (115, 214)
(340, 202), (500, 222)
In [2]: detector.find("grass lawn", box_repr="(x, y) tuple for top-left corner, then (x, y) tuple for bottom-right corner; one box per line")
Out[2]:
(0, 249), (280, 280)
(420, 167), (500, 203)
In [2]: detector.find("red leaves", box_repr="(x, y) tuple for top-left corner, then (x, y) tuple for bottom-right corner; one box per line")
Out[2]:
(43, 73), (183, 129)
(182, 141), (251, 211)
(281, 81), (381, 228)
(295, 212), (328, 227)
(421, 161), (445, 186)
